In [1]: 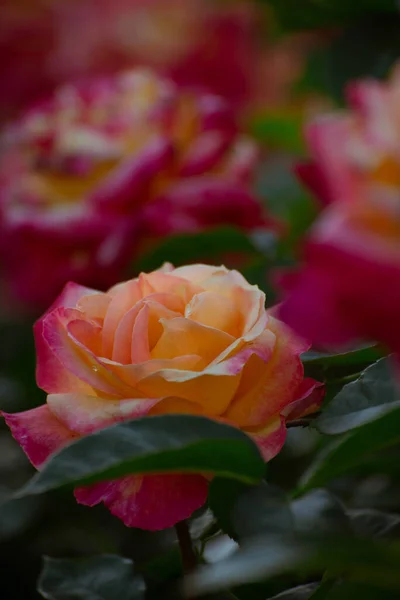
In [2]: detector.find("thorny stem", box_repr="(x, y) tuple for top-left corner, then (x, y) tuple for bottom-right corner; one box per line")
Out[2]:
(175, 520), (198, 575)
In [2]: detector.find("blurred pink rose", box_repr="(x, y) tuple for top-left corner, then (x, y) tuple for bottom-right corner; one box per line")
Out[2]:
(0, 0), (318, 119)
(4, 264), (323, 530)
(278, 65), (400, 355)
(0, 69), (271, 310)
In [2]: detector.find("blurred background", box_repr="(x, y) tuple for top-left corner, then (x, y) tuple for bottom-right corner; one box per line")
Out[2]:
(1, 0), (400, 598)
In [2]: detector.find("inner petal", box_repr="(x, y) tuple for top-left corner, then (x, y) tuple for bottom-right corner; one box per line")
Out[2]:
(138, 271), (203, 303)
(176, 266), (265, 334)
(102, 279), (143, 358)
(76, 292), (111, 323)
(185, 291), (242, 337)
(67, 319), (103, 356)
(151, 317), (235, 363)
(112, 293), (184, 364)
(131, 301), (182, 364)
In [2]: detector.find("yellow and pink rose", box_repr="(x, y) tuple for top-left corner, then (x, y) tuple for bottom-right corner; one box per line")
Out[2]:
(4, 264), (323, 530)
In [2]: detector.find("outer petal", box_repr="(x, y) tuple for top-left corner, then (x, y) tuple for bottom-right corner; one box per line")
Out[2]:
(2, 405), (77, 468)
(247, 416), (287, 462)
(47, 394), (162, 435)
(44, 281), (100, 315)
(278, 231), (400, 352)
(41, 308), (136, 397)
(282, 378), (325, 421)
(88, 137), (174, 211)
(75, 473), (209, 530)
(223, 320), (309, 427)
(134, 342), (267, 415)
(35, 320), (94, 396)
(35, 282), (100, 395)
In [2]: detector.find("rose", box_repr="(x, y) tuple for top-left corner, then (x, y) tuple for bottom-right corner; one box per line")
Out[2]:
(0, 0), (310, 119)
(4, 263), (323, 530)
(278, 64), (400, 354)
(0, 69), (273, 309)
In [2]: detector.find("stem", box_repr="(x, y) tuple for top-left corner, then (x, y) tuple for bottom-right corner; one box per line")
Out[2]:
(175, 520), (198, 574)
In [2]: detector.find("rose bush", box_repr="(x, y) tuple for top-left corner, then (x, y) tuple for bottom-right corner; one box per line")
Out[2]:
(278, 65), (400, 354)
(3, 264), (323, 530)
(0, 69), (270, 309)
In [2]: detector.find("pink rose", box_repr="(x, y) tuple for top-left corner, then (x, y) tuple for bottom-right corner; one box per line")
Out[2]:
(4, 264), (323, 530)
(0, 0), (316, 119)
(0, 69), (271, 309)
(279, 65), (400, 354)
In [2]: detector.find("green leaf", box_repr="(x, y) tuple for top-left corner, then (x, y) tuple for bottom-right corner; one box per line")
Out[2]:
(0, 487), (42, 541)
(208, 479), (250, 539)
(233, 483), (293, 540)
(17, 415), (265, 497)
(209, 480), (293, 540)
(348, 509), (400, 540)
(266, 0), (398, 31)
(292, 489), (350, 536)
(249, 111), (305, 154)
(302, 345), (383, 367)
(38, 555), (145, 600)
(184, 535), (400, 597)
(267, 584), (319, 600)
(300, 403), (400, 491)
(315, 358), (399, 435)
(315, 581), (399, 600)
(133, 226), (262, 274)
(255, 155), (317, 247)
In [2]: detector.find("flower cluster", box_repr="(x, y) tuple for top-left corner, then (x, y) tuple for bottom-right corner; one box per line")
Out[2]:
(279, 65), (400, 355)
(4, 264), (323, 530)
(0, 69), (268, 308)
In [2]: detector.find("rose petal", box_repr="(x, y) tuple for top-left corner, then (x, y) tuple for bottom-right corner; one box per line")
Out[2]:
(3, 405), (77, 468)
(42, 281), (99, 316)
(138, 272), (202, 303)
(47, 394), (161, 435)
(102, 279), (142, 358)
(75, 473), (208, 530)
(185, 291), (241, 337)
(175, 265), (266, 334)
(112, 293), (184, 364)
(148, 397), (206, 416)
(224, 320), (309, 427)
(131, 300), (183, 363)
(282, 378), (325, 421)
(99, 355), (204, 389)
(35, 313), (95, 395)
(247, 416), (287, 462)
(76, 292), (112, 322)
(67, 319), (103, 356)
(151, 317), (235, 363)
(134, 346), (261, 415)
(41, 308), (135, 397)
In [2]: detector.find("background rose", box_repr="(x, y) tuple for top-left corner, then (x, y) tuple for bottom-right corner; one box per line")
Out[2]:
(0, 69), (273, 310)
(278, 65), (400, 354)
(4, 264), (323, 530)
(0, 0), (317, 121)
